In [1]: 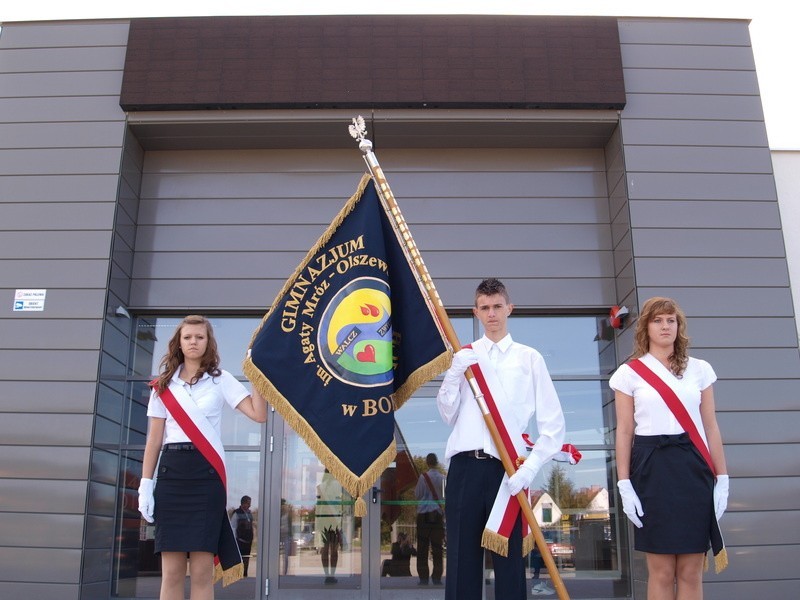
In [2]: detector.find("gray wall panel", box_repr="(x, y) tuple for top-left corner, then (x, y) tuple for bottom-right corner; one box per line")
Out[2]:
(717, 412), (800, 444)
(625, 172), (776, 201)
(694, 348), (800, 380)
(0, 259), (109, 287)
(0, 202), (116, 228)
(618, 18), (751, 45)
(688, 317), (799, 348)
(0, 548), (81, 583)
(0, 319), (103, 350)
(636, 286), (795, 317)
(621, 93), (764, 121)
(621, 120), (768, 147)
(624, 146), (772, 173)
(0, 46), (127, 73)
(0, 350), (100, 380)
(0, 174), (121, 202)
(722, 510), (800, 546)
(0, 479), (88, 513)
(0, 21), (130, 47)
(0, 71), (124, 97)
(0, 122), (126, 148)
(0, 381), (97, 412)
(0, 583), (77, 600)
(724, 444), (800, 477)
(623, 68), (759, 95)
(731, 477), (800, 511)
(628, 200), (781, 229)
(714, 379), (800, 411)
(0, 414), (94, 445)
(0, 96), (124, 122)
(631, 229), (785, 257)
(0, 231), (113, 258)
(0, 513), (83, 548)
(706, 580), (799, 600)
(0, 446), (90, 479)
(620, 44), (756, 70)
(0, 148), (125, 175)
(633, 257), (789, 286)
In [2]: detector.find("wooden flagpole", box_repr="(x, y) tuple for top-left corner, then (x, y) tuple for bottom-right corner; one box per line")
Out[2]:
(349, 116), (570, 600)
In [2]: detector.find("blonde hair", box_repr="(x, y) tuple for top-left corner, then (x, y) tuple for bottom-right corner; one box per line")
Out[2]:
(153, 315), (221, 392)
(631, 297), (690, 376)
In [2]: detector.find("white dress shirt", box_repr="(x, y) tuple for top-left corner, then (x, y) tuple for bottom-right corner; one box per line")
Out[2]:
(609, 353), (716, 444)
(437, 334), (566, 467)
(147, 366), (250, 444)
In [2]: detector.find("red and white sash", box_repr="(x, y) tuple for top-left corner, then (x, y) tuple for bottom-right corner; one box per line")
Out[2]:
(466, 343), (534, 558)
(156, 381), (243, 585)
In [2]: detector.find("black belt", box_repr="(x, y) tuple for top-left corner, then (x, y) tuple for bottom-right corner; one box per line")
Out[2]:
(456, 449), (496, 460)
(162, 443), (197, 451)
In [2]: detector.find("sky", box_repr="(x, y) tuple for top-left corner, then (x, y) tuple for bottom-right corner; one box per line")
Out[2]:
(1, 1), (797, 149)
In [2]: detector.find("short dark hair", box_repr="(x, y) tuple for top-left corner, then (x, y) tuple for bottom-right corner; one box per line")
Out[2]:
(475, 278), (510, 305)
(241, 495), (251, 504)
(426, 453), (438, 467)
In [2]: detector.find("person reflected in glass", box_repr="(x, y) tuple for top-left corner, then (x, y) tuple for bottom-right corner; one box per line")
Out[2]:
(230, 495), (254, 577)
(381, 532), (417, 577)
(437, 278), (566, 600)
(316, 469), (344, 584)
(610, 297), (729, 600)
(137, 315), (267, 600)
(414, 452), (445, 585)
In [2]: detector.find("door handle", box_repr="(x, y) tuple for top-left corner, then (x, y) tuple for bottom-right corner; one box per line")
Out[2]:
(371, 486), (381, 504)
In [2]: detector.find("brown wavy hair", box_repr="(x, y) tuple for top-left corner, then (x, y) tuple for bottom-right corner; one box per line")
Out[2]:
(153, 315), (222, 393)
(631, 297), (690, 376)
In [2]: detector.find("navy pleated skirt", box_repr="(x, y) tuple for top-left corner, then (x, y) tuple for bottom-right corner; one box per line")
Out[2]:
(153, 447), (226, 554)
(630, 433), (715, 554)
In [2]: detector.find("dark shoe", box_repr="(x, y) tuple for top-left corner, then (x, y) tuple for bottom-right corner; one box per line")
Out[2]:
(418, 579), (429, 585)
(324, 576), (338, 584)
(432, 579), (443, 585)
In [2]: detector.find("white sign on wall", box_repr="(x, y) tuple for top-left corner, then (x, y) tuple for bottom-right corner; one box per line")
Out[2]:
(13, 289), (46, 312)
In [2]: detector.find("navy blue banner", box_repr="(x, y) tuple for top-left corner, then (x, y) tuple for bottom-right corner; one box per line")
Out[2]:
(245, 174), (451, 507)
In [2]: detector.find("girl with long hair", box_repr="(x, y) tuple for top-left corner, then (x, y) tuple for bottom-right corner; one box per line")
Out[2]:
(610, 297), (729, 600)
(137, 315), (266, 600)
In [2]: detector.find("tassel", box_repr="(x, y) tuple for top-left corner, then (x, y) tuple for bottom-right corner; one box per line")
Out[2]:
(522, 532), (535, 556)
(714, 547), (729, 574)
(481, 528), (509, 557)
(355, 496), (367, 517)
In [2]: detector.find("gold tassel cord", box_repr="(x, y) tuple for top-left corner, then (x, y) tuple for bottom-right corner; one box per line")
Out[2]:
(714, 547), (729, 574)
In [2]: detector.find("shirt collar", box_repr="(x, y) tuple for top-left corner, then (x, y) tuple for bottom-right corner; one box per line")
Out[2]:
(481, 333), (513, 354)
(172, 365), (210, 385)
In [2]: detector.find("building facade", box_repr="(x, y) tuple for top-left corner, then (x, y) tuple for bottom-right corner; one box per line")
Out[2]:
(0, 14), (797, 600)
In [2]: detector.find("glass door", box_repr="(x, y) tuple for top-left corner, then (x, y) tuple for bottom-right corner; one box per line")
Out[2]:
(376, 388), (449, 598)
(264, 417), (364, 598)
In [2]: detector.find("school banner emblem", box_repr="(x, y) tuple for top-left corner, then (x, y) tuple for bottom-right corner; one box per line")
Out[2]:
(244, 174), (451, 515)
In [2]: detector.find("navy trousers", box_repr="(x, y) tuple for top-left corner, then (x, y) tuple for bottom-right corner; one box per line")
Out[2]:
(445, 453), (527, 600)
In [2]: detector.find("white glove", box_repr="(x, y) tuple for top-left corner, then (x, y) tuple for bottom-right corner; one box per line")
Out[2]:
(714, 474), (729, 520)
(507, 456), (542, 496)
(138, 477), (155, 523)
(617, 479), (644, 528)
(443, 348), (478, 382)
